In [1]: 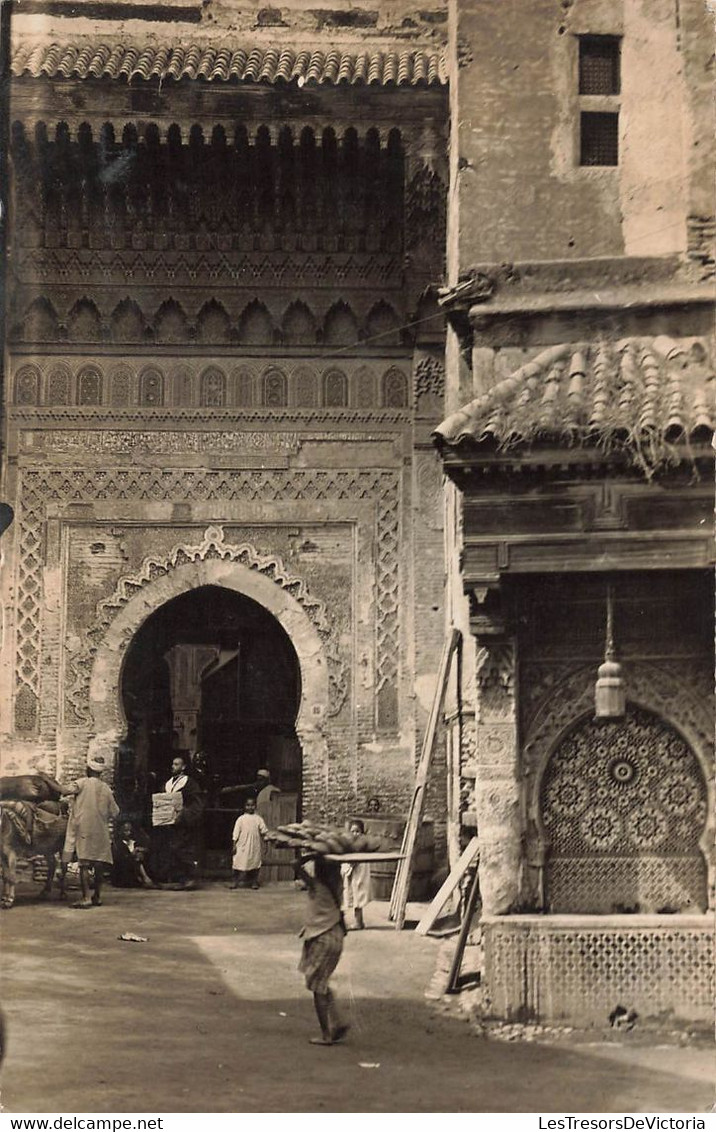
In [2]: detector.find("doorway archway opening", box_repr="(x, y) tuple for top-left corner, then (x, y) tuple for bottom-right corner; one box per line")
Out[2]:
(120, 584), (301, 869)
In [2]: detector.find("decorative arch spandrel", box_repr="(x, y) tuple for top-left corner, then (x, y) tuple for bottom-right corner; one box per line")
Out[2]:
(79, 527), (338, 796)
(69, 525), (344, 738)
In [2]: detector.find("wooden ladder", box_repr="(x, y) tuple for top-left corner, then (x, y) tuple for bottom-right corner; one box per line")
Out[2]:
(388, 627), (461, 929)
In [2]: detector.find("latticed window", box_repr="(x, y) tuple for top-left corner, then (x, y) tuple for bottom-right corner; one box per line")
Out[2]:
(580, 112), (619, 166)
(294, 368), (318, 407)
(110, 367), (132, 406)
(200, 368), (226, 407)
(540, 706), (708, 914)
(234, 369), (254, 407)
(323, 370), (348, 408)
(382, 367), (408, 408)
(579, 36), (620, 94)
(14, 366), (40, 405)
(77, 367), (102, 405)
(578, 35), (620, 167)
(262, 369), (287, 407)
(48, 367), (71, 405)
(139, 368), (163, 406)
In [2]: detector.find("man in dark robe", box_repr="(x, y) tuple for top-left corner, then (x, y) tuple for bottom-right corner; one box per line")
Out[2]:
(158, 755), (205, 890)
(219, 768), (278, 805)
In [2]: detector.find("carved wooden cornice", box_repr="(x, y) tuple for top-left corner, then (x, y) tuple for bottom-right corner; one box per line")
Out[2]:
(8, 405), (412, 427)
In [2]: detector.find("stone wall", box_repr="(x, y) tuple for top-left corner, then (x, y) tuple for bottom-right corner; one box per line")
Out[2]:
(450, 0), (712, 265)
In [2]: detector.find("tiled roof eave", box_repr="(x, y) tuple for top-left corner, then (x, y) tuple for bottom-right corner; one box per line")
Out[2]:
(10, 42), (448, 87)
(433, 336), (715, 479)
(436, 429), (716, 458)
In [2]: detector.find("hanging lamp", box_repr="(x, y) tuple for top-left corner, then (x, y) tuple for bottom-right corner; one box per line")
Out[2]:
(595, 584), (626, 721)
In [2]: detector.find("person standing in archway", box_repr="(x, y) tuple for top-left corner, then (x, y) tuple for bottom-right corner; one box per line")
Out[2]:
(219, 767), (279, 814)
(229, 796), (268, 889)
(159, 755), (205, 891)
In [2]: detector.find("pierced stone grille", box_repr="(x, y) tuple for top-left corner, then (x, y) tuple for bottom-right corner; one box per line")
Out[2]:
(14, 366), (40, 405)
(541, 707), (708, 913)
(200, 368), (226, 408)
(483, 920), (714, 1024)
(77, 366), (102, 406)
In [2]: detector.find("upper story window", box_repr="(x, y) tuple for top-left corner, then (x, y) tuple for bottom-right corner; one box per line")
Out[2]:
(578, 36), (621, 166)
(579, 36), (620, 95)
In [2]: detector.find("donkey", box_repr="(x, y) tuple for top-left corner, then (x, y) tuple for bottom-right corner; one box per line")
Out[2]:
(0, 801), (68, 909)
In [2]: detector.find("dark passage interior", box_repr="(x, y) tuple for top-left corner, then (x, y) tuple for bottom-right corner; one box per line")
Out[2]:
(119, 584), (301, 868)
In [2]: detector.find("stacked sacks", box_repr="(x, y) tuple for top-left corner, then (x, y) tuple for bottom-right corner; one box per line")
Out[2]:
(266, 820), (381, 856)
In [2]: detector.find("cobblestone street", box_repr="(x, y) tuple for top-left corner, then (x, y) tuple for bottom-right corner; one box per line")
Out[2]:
(0, 884), (712, 1114)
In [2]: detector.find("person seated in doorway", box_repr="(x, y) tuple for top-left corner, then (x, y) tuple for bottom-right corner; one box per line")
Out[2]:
(229, 796), (268, 889)
(191, 750), (211, 795)
(111, 820), (154, 888)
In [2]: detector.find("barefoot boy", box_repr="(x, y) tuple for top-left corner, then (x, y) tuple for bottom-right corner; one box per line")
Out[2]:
(294, 854), (349, 1046)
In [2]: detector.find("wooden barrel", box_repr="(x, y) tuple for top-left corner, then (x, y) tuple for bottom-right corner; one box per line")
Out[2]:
(351, 815), (435, 901)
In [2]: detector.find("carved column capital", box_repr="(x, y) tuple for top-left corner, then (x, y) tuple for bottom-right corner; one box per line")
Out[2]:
(468, 582), (509, 641)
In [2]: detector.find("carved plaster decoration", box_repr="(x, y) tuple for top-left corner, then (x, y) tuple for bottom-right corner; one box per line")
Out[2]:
(11, 405), (411, 426)
(416, 456), (443, 532)
(22, 430), (303, 457)
(66, 526), (347, 725)
(524, 661), (714, 794)
(473, 637), (521, 915)
(13, 247), (406, 296)
(15, 462), (400, 739)
(475, 640), (516, 718)
(414, 354), (445, 401)
(10, 281), (409, 346)
(405, 166), (447, 253)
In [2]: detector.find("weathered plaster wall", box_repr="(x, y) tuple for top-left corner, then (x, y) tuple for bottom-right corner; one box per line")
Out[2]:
(11, 1), (448, 47)
(450, 0), (707, 265)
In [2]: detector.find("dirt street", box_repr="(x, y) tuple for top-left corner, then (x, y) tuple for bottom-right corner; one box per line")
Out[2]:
(0, 882), (712, 1113)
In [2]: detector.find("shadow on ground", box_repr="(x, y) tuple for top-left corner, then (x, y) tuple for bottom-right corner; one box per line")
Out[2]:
(0, 883), (712, 1113)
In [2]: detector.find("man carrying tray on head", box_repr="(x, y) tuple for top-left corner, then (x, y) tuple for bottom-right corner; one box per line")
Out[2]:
(294, 853), (350, 1046)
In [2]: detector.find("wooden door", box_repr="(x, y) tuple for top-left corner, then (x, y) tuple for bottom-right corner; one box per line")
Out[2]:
(261, 791), (298, 882)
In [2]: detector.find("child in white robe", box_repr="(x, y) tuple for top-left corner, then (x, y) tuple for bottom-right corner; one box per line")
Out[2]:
(230, 797), (268, 889)
(341, 819), (372, 929)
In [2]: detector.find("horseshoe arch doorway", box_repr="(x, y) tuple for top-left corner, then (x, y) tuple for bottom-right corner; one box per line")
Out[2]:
(118, 584), (302, 872)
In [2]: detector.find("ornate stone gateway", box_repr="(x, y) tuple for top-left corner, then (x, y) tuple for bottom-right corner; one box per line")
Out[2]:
(541, 706), (708, 914)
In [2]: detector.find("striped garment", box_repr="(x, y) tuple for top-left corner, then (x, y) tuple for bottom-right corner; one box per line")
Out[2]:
(298, 922), (345, 994)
